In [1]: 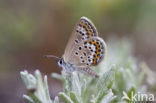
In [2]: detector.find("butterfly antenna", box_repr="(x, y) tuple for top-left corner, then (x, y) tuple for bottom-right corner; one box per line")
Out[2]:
(43, 55), (61, 60)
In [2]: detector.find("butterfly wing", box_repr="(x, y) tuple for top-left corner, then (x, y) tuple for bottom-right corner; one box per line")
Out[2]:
(67, 37), (106, 67)
(63, 17), (98, 62)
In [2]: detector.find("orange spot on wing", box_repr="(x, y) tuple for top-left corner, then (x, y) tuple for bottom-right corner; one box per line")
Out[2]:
(95, 54), (98, 58)
(93, 59), (96, 64)
(88, 35), (92, 38)
(90, 40), (94, 44)
(94, 42), (100, 57)
(80, 23), (93, 37)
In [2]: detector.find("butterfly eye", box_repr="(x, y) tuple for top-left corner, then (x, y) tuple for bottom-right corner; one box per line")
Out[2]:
(59, 60), (62, 64)
(57, 59), (63, 67)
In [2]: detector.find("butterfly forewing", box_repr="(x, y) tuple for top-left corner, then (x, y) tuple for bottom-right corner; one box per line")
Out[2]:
(63, 17), (98, 62)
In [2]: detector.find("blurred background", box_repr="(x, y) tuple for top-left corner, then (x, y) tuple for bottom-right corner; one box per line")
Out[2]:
(0, 0), (156, 102)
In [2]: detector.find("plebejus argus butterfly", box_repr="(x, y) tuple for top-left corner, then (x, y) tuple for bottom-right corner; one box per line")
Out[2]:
(45, 17), (106, 78)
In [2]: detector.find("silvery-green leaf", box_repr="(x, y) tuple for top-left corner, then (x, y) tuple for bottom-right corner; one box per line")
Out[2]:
(58, 92), (73, 103)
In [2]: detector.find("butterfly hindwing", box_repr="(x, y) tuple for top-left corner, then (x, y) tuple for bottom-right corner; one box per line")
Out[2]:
(67, 37), (106, 67)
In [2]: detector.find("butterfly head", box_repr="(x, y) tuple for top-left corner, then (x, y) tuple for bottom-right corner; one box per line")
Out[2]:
(57, 58), (65, 68)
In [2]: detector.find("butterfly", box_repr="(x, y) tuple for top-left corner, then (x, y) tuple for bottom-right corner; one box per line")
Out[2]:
(44, 17), (106, 78)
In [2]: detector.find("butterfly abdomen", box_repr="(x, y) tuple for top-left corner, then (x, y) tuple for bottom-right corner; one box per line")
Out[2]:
(81, 67), (99, 78)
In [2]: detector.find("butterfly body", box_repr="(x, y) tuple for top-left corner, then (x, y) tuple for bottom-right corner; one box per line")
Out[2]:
(49, 17), (106, 78)
(57, 58), (76, 72)
(57, 58), (99, 78)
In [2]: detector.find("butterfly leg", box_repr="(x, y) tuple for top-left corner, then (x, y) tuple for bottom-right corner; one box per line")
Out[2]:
(78, 67), (99, 78)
